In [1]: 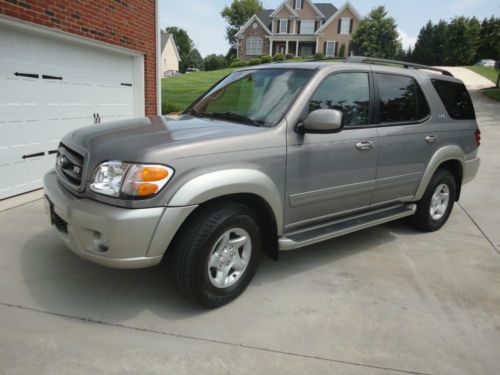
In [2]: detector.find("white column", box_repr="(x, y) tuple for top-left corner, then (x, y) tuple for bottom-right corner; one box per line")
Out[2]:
(296, 40), (299, 56)
(269, 40), (273, 56)
(285, 40), (289, 55)
(316, 36), (320, 53)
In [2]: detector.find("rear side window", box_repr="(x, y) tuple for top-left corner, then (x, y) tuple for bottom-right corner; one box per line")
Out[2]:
(431, 79), (475, 120)
(377, 74), (430, 124)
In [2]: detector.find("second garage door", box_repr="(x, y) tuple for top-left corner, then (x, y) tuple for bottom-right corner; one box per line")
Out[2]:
(0, 23), (144, 200)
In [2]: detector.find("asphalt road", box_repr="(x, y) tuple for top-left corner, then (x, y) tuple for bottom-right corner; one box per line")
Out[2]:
(0, 69), (499, 375)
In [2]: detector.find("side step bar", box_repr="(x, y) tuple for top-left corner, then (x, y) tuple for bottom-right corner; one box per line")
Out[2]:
(279, 204), (417, 251)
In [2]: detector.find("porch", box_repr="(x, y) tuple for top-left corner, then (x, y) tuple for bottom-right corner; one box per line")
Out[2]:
(268, 36), (318, 57)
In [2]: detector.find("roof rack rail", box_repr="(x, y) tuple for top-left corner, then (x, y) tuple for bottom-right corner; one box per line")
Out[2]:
(346, 56), (454, 77)
(306, 56), (453, 77)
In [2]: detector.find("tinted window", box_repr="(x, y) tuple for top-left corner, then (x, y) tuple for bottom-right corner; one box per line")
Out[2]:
(377, 74), (430, 123)
(431, 79), (475, 120)
(309, 72), (370, 127)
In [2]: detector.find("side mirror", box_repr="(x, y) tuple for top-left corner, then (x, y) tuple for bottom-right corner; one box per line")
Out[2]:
(297, 109), (343, 134)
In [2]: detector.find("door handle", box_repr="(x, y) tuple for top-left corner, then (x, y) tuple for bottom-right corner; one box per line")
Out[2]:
(355, 141), (375, 151)
(425, 135), (437, 144)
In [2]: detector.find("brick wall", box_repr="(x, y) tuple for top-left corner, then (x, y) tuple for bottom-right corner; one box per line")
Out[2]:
(0, 0), (157, 115)
(238, 22), (270, 59)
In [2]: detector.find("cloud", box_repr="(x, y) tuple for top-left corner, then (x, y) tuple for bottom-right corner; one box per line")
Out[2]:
(398, 28), (417, 50)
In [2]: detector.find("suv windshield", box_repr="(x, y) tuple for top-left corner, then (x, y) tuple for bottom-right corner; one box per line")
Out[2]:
(188, 69), (315, 127)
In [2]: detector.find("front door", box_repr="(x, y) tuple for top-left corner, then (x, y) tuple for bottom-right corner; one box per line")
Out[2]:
(285, 71), (378, 228)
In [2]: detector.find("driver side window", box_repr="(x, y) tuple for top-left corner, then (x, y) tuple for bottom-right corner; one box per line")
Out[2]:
(309, 72), (371, 127)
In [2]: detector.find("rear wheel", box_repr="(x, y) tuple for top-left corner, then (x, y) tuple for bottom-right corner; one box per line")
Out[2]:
(171, 202), (262, 308)
(412, 169), (457, 232)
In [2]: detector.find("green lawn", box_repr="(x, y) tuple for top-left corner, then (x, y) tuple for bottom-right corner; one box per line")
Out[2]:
(466, 66), (498, 83)
(162, 68), (236, 113)
(482, 88), (500, 102)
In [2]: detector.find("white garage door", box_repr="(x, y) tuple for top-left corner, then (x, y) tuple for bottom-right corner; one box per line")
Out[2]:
(0, 24), (143, 200)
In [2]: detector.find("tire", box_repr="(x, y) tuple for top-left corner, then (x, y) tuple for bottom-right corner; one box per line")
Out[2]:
(412, 169), (457, 232)
(171, 201), (262, 308)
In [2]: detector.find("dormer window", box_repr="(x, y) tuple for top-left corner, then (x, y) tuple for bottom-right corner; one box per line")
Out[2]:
(295, 0), (302, 9)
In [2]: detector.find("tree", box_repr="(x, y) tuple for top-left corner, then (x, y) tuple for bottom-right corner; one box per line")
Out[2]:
(477, 16), (500, 60)
(204, 54), (228, 71)
(444, 17), (480, 65)
(350, 6), (401, 59)
(186, 48), (204, 70)
(338, 43), (346, 58)
(412, 20), (448, 65)
(221, 0), (263, 45)
(165, 26), (195, 72)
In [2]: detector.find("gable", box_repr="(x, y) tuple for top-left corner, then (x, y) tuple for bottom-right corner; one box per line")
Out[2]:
(316, 2), (362, 34)
(236, 14), (272, 37)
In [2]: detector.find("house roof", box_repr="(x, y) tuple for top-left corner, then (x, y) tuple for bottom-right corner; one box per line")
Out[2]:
(256, 2), (339, 27)
(256, 9), (273, 30)
(160, 33), (181, 61)
(269, 1), (298, 18)
(316, 1), (362, 33)
(314, 3), (338, 20)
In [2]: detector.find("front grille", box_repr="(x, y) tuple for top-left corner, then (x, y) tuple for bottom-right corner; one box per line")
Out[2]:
(53, 212), (68, 234)
(56, 144), (85, 188)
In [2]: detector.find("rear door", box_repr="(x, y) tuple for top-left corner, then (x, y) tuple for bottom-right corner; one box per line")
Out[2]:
(372, 71), (435, 206)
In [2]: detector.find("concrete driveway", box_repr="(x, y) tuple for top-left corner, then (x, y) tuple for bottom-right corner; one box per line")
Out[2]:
(1, 70), (499, 375)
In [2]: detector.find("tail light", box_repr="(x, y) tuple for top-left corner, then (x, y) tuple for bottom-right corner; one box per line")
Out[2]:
(475, 129), (481, 147)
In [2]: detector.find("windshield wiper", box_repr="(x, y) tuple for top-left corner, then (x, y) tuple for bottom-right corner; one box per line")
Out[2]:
(201, 112), (265, 127)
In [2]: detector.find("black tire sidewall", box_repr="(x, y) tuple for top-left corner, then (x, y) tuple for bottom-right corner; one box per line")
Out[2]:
(416, 170), (456, 231)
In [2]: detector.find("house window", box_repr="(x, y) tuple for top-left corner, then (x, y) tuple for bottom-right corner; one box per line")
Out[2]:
(295, 0), (302, 9)
(246, 36), (263, 56)
(340, 18), (351, 34)
(300, 20), (314, 34)
(280, 19), (288, 34)
(325, 41), (336, 56)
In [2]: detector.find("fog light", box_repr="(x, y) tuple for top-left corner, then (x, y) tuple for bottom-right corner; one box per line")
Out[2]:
(94, 232), (109, 252)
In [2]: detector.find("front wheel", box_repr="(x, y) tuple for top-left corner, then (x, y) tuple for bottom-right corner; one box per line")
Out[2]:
(412, 169), (457, 232)
(171, 202), (262, 308)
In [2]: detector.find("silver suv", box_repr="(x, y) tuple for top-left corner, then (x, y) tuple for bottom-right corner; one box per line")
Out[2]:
(44, 57), (481, 307)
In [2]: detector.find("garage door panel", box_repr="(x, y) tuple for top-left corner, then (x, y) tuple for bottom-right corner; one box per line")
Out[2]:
(0, 25), (139, 199)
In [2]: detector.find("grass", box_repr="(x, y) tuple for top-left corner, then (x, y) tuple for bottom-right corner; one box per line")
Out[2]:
(466, 66), (499, 83)
(162, 68), (236, 113)
(482, 88), (500, 102)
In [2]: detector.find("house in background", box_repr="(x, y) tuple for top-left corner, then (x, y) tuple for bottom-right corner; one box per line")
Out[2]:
(161, 33), (181, 76)
(236, 0), (361, 59)
(0, 0), (160, 200)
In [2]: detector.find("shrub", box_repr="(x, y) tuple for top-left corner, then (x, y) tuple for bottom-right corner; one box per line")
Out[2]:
(230, 59), (249, 67)
(273, 53), (285, 62)
(286, 53), (295, 59)
(338, 43), (346, 58)
(162, 101), (183, 115)
(313, 52), (324, 59)
(248, 57), (261, 66)
(260, 55), (272, 63)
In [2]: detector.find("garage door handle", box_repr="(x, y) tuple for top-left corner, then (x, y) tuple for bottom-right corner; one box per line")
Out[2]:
(22, 152), (45, 159)
(355, 141), (375, 151)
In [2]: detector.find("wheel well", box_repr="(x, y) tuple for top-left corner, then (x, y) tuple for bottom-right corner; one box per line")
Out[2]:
(167, 194), (279, 261)
(438, 160), (463, 201)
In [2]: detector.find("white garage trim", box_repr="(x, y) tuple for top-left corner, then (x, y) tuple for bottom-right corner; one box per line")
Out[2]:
(0, 14), (146, 117)
(155, 0), (161, 115)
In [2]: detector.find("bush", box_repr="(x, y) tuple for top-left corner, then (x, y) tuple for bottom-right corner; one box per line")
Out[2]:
(338, 43), (346, 58)
(313, 52), (324, 59)
(230, 59), (249, 67)
(286, 53), (295, 59)
(273, 53), (285, 62)
(260, 55), (272, 63)
(162, 101), (183, 115)
(248, 57), (261, 66)
(204, 54), (228, 71)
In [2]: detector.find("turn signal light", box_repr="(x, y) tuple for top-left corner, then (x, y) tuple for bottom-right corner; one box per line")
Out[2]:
(141, 167), (169, 181)
(137, 183), (160, 196)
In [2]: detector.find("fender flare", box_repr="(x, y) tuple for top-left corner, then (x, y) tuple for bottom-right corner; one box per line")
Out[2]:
(414, 145), (465, 201)
(168, 169), (284, 234)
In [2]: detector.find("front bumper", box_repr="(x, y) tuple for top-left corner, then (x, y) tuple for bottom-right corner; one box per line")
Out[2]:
(43, 170), (195, 269)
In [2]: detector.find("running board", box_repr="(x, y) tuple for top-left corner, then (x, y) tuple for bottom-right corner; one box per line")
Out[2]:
(279, 204), (416, 251)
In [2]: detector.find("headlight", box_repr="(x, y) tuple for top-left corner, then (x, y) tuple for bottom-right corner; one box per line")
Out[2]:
(90, 161), (174, 198)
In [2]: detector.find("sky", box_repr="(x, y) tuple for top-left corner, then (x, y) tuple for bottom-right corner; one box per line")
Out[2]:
(158, 0), (500, 56)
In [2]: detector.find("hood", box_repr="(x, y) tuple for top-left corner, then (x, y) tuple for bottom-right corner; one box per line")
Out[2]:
(62, 115), (274, 169)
